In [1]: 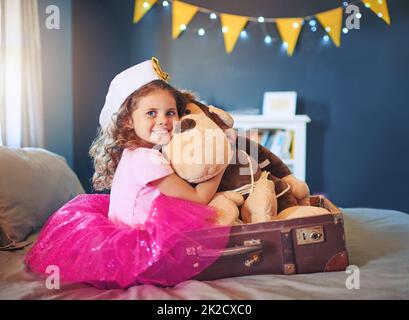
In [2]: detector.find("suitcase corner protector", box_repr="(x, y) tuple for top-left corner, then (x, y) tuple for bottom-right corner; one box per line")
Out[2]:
(284, 263), (296, 275)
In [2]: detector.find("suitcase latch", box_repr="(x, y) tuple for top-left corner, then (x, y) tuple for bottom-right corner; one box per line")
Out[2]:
(244, 253), (262, 267)
(244, 239), (262, 267)
(243, 239), (261, 247)
(296, 226), (325, 245)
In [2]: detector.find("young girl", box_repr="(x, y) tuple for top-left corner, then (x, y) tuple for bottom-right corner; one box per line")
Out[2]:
(24, 58), (231, 288)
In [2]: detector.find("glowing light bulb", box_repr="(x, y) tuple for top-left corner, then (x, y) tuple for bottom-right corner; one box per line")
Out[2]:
(343, 1), (349, 7)
(240, 30), (247, 38)
(342, 27), (349, 34)
(378, 13), (383, 18)
(365, 2), (371, 8)
(309, 20), (316, 27)
(264, 35), (272, 44)
(180, 24), (186, 31)
(292, 22), (299, 28)
(258, 16), (265, 23)
(282, 42), (288, 49)
(198, 28), (205, 36)
(325, 27), (331, 32)
(162, 1), (169, 7)
(222, 26), (228, 33)
(311, 26), (317, 32)
(323, 35), (330, 42)
(210, 13), (217, 20)
(356, 13), (362, 19)
(143, 2), (149, 9)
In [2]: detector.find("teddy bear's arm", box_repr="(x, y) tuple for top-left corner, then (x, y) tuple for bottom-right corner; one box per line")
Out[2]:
(243, 137), (292, 178)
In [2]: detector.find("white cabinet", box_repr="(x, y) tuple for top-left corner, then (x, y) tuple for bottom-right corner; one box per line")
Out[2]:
(232, 115), (311, 181)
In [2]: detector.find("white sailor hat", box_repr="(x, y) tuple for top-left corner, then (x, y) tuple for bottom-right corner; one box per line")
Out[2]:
(99, 57), (169, 129)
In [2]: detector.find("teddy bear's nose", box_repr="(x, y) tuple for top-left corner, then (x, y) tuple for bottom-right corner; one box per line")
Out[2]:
(180, 118), (196, 133)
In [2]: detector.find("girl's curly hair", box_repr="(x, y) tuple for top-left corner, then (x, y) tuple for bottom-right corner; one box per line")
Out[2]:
(89, 80), (187, 191)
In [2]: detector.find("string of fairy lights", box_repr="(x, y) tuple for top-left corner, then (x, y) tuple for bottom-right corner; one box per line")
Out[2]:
(145, 0), (367, 46)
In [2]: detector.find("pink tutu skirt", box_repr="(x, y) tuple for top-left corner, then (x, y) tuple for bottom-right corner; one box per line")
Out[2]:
(24, 194), (230, 289)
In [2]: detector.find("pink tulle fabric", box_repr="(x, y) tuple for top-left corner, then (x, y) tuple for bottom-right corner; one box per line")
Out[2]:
(24, 194), (230, 289)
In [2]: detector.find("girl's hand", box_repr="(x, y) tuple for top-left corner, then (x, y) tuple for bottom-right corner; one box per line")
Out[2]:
(151, 165), (227, 205)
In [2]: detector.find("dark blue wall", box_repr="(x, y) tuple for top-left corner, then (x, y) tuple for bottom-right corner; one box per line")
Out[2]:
(73, 0), (133, 192)
(39, 0), (73, 167)
(73, 0), (409, 213)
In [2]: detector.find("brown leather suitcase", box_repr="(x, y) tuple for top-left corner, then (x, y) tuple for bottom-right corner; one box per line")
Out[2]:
(180, 195), (349, 281)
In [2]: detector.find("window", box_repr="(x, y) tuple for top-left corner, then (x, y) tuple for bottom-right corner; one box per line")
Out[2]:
(0, 0), (43, 148)
(1, 0), (22, 147)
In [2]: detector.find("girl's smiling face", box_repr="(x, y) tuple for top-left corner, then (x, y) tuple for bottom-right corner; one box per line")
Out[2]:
(130, 89), (179, 146)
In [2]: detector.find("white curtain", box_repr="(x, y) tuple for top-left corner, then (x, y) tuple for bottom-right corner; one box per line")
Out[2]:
(0, 0), (44, 148)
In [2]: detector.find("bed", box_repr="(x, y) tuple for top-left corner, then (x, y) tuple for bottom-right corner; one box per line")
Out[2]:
(1, 207), (409, 300)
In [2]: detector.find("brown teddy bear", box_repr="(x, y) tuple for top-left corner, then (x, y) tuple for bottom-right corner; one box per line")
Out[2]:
(163, 94), (328, 225)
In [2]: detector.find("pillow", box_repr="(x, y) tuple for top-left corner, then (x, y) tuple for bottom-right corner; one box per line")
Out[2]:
(0, 147), (85, 249)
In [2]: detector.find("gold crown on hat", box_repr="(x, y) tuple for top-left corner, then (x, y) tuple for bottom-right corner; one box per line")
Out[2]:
(151, 57), (170, 81)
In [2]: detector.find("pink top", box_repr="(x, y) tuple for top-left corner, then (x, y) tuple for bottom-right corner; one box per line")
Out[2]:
(108, 147), (174, 227)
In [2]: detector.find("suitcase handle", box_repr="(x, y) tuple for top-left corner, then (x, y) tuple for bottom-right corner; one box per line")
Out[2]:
(198, 242), (263, 259)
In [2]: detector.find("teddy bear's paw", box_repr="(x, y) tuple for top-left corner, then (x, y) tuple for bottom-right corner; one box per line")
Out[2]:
(210, 207), (237, 226)
(283, 176), (310, 203)
(240, 206), (252, 224)
(215, 214), (237, 226)
(273, 206), (330, 221)
(240, 176), (277, 224)
(298, 197), (311, 206)
(251, 214), (273, 224)
(222, 191), (244, 206)
(209, 193), (240, 226)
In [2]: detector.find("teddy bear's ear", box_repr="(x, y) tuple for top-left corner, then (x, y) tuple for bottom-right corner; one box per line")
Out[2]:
(208, 105), (234, 128)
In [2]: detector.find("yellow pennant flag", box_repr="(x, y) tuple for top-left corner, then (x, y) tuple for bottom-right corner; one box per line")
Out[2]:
(172, 0), (199, 39)
(316, 7), (343, 47)
(363, 0), (391, 25)
(276, 18), (303, 56)
(220, 14), (248, 54)
(133, 0), (158, 23)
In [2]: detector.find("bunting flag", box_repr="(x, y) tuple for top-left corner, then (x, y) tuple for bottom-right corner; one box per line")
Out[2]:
(316, 7), (343, 47)
(172, 0), (199, 39)
(220, 14), (248, 54)
(133, 0), (392, 55)
(275, 18), (303, 56)
(364, 0), (391, 25)
(133, 0), (157, 23)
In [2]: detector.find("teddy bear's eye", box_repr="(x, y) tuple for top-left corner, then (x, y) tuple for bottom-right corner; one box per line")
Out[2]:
(185, 109), (191, 115)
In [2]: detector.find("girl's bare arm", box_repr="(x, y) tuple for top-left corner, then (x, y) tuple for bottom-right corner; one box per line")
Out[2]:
(151, 170), (226, 205)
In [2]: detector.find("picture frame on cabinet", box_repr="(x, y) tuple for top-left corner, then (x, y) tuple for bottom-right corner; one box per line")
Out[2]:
(262, 91), (297, 117)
